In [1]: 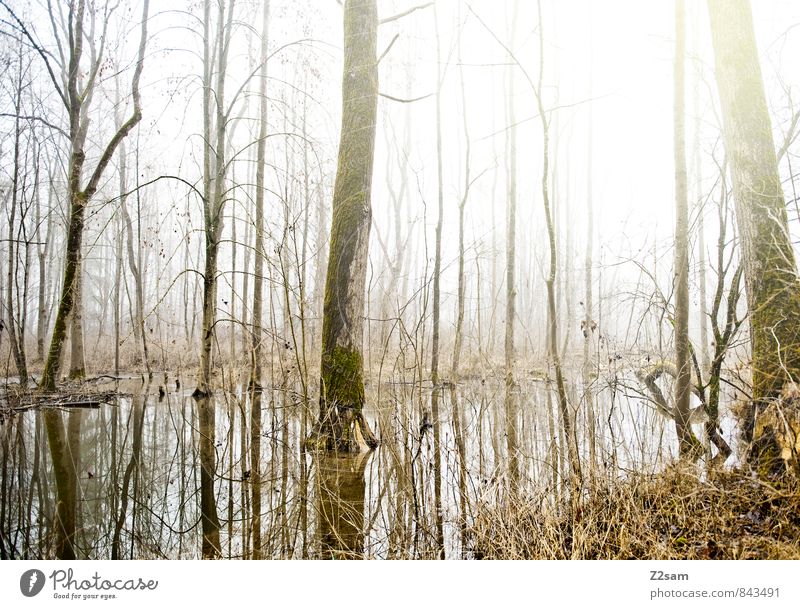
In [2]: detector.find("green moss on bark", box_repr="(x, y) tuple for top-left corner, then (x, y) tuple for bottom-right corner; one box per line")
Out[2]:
(321, 346), (365, 410)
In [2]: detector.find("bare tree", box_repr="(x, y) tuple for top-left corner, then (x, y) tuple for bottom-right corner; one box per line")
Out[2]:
(504, 1), (520, 488)
(0, 0), (150, 390)
(673, 0), (698, 458)
(116, 76), (150, 377)
(249, 0), (271, 560)
(195, 0), (235, 396)
(5, 37), (30, 385)
(533, 0), (580, 486)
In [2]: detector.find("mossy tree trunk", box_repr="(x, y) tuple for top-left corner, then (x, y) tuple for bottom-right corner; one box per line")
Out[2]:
(707, 0), (800, 454)
(43, 409), (78, 559)
(68, 260), (86, 380)
(316, 452), (369, 558)
(308, 0), (379, 453)
(30, 0), (149, 391)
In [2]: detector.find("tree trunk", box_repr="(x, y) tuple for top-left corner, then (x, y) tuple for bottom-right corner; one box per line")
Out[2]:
(250, 0), (270, 390)
(452, 19), (472, 380)
(427, 5), (446, 558)
(707, 0), (800, 456)
(113, 215), (122, 376)
(6, 84), (28, 385)
(673, 0), (698, 458)
(196, 0), (234, 396)
(504, 1), (519, 488)
(583, 41), (597, 477)
(69, 259), (86, 380)
(117, 135), (150, 376)
(535, 0), (581, 487)
(308, 0), (379, 453)
(37, 186), (54, 363)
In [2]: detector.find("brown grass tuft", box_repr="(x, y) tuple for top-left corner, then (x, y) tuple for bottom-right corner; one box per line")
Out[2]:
(471, 467), (800, 559)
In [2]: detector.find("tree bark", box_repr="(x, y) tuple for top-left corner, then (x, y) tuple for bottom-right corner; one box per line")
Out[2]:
(673, 0), (698, 458)
(308, 0), (379, 452)
(707, 0), (800, 456)
(68, 259), (86, 380)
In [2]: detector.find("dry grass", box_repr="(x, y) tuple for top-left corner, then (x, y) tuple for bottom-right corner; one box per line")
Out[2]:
(471, 467), (800, 559)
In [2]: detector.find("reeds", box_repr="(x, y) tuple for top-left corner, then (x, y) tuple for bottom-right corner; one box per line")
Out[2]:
(471, 466), (800, 559)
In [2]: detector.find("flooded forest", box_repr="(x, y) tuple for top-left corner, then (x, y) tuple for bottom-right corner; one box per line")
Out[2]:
(2, 0), (800, 561)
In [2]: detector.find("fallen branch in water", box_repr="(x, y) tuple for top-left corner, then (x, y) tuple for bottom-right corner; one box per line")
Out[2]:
(1, 389), (122, 417)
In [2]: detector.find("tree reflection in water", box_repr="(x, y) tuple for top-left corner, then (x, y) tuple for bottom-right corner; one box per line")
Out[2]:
(0, 376), (684, 559)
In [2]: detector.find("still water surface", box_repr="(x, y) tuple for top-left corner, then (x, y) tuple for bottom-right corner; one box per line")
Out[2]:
(0, 373), (734, 559)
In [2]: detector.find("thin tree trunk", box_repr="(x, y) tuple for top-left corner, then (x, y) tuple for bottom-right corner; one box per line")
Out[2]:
(196, 0), (235, 396)
(248, 0), (270, 561)
(37, 185), (54, 363)
(250, 0), (270, 391)
(117, 137), (150, 375)
(504, 0), (519, 488)
(6, 78), (28, 385)
(428, 5), (445, 558)
(452, 19), (472, 380)
(535, 0), (580, 488)
(674, 0), (696, 458)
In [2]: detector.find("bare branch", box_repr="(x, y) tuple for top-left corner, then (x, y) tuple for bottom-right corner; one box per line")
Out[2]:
(0, 113), (68, 138)
(84, 0), (149, 198)
(379, 2), (432, 25)
(377, 33), (399, 65)
(379, 91), (433, 103)
(0, 1), (67, 107)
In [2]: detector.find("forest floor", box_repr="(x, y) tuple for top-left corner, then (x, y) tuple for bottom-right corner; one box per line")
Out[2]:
(471, 466), (800, 559)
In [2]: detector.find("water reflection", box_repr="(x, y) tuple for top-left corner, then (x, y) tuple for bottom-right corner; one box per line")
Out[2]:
(195, 395), (222, 558)
(0, 375), (736, 559)
(316, 452), (369, 559)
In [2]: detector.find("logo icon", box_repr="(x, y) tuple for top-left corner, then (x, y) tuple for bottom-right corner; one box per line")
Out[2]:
(20, 569), (46, 597)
